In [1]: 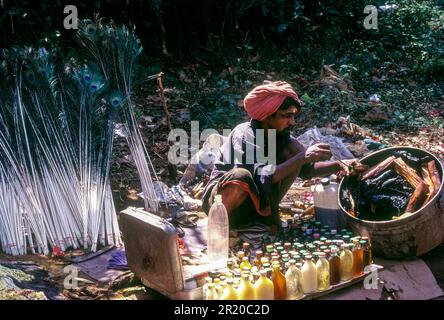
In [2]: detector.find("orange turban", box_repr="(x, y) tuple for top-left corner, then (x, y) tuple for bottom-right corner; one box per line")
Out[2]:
(243, 81), (301, 121)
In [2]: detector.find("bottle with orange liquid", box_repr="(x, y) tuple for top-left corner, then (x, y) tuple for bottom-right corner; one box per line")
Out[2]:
(271, 261), (287, 300)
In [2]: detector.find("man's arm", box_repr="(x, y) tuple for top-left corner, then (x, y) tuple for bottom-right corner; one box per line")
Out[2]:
(271, 143), (332, 184)
(300, 160), (342, 179)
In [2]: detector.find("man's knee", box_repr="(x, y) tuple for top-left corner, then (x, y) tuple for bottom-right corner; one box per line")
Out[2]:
(228, 168), (254, 182)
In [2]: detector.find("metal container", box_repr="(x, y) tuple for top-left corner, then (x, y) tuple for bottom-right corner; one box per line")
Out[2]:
(338, 146), (444, 259)
(120, 207), (208, 299)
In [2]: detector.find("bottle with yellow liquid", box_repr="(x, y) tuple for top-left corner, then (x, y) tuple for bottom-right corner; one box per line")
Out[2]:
(202, 277), (213, 299)
(240, 256), (252, 271)
(316, 252), (330, 291)
(221, 278), (239, 300)
(214, 285), (222, 300)
(237, 251), (245, 265)
(253, 270), (274, 300)
(271, 261), (287, 300)
(301, 255), (317, 294)
(238, 273), (255, 300)
(205, 283), (216, 300)
(340, 243), (354, 281)
(253, 251), (263, 268)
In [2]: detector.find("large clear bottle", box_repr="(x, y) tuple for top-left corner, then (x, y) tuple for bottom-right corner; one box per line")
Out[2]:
(285, 259), (303, 299)
(207, 195), (229, 269)
(340, 243), (354, 281)
(316, 252), (330, 291)
(301, 255), (317, 294)
(254, 270), (274, 300)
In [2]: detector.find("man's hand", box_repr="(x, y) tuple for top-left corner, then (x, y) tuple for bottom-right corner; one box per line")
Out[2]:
(305, 143), (332, 162)
(337, 158), (368, 176)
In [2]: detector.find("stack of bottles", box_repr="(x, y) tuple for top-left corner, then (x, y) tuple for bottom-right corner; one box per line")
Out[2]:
(203, 219), (373, 300)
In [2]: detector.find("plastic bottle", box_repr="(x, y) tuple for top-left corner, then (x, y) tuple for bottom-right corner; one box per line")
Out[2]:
(313, 177), (341, 229)
(207, 195), (229, 268)
(301, 255), (317, 294)
(316, 252), (330, 291)
(238, 273), (255, 300)
(221, 278), (239, 300)
(254, 270), (274, 300)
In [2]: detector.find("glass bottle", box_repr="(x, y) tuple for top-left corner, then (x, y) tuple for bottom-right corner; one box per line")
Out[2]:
(361, 237), (373, 266)
(253, 251), (263, 268)
(207, 195), (229, 268)
(254, 270), (274, 300)
(214, 285), (222, 300)
(261, 263), (271, 278)
(240, 256), (252, 271)
(237, 251), (245, 265)
(352, 239), (364, 277)
(221, 278), (239, 300)
(285, 259), (303, 299)
(328, 248), (341, 286)
(301, 255), (317, 294)
(252, 271), (260, 284)
(284, 242), (292, 252)
(316, 252), (330, 292)
(265, 245), (274, 259)
(243, 242), (251, 259)
(202, 277), (213, 299)
(360, 240), (370, 267)
(340, 244), (354, 281)
(271, 261), (287, 300)
(205, 283), (216, 300)
(238, 273), (255, 300)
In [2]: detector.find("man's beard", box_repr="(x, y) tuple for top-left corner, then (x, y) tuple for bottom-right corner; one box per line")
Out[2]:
(276, 128), (291, 141)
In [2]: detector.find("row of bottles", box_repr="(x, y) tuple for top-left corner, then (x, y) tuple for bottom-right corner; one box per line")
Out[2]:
(203, 241), (372, 300)
(203, 232), (373, 300)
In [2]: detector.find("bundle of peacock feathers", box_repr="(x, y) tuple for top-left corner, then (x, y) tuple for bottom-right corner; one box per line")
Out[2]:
(0, 17), (159, 255)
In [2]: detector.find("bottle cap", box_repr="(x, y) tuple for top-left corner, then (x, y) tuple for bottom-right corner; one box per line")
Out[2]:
(305, 255), (312, 260)
(321, 178), (330, 186)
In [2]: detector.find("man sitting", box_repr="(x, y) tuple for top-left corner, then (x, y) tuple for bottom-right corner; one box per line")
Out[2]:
(202, 81), (356, 231)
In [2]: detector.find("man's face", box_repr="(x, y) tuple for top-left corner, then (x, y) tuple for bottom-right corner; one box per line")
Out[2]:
(264, 105), (300, 133)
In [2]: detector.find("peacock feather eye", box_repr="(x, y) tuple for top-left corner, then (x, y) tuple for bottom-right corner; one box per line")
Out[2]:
(24, 70), (35, 81)
(90, 82), (99, 92)
(86, 24), (97, 35)
(83, 74), (92, 83)
(111, 97), (121, 107)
